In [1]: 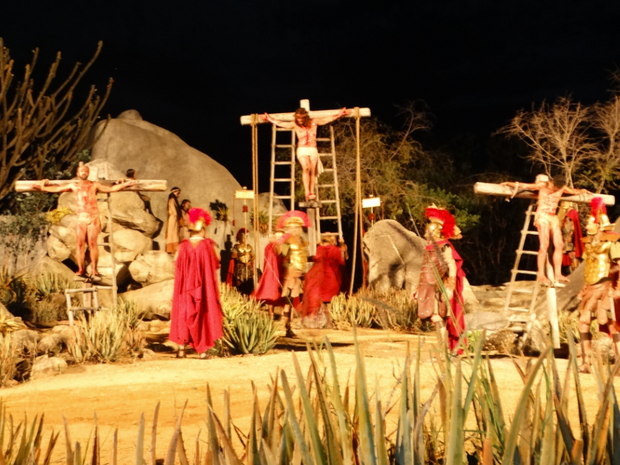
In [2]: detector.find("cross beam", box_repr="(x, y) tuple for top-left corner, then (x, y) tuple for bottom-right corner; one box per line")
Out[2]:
(474, 182), (615, 206)
(15, 179), (167, 193)
(240, 106), (371, 125)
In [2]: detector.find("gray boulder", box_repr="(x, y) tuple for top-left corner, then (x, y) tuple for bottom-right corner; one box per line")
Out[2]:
(11, 329), (39, 353)
(107, 229), (152, 262)
(27, 256), (76, 282)
(364, 220), (427, 293)
(128, 251), (175, 286)
(31, 355), (68, 379)
(90, 110), (245, 252)
(120, 279), (174, 320)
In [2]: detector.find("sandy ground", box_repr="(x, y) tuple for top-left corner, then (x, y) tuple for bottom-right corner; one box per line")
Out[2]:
(0, 328), (614, 464)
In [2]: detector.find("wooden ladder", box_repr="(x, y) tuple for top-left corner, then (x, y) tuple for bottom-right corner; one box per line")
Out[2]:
(268, 125), (296, 231)
(503, 202), (543, 335)
(315, 126), (343, 240)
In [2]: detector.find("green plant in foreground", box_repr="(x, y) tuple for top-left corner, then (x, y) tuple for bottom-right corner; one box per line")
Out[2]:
(219, 283), (283, 354)
(4, 329), (620, 464)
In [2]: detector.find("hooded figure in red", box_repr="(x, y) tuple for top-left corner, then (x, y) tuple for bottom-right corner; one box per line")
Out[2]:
(412, 206), (466, 353)
(558, 201), (583, 272)
(170, 208), (223, 358)
(300, 234), (349, 328)
(251, 230), (287, 317)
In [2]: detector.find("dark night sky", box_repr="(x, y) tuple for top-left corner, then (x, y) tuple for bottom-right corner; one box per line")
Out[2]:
(2, 1), (620, 188)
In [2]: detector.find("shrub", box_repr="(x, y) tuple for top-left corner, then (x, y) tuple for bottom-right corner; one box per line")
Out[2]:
(219, 283), (283, 355)
(68, 301), (145, 363)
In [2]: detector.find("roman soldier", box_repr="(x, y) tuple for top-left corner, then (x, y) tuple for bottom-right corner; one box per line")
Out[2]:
(412, 206), (466, 352)
(577, 197), (620, 373)
(226, 228), (255, 294)
(275, 210), (310, 336)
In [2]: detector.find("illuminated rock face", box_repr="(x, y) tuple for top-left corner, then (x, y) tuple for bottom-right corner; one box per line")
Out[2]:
(89, 109), (243, 252)
(363, 219), (427, 293)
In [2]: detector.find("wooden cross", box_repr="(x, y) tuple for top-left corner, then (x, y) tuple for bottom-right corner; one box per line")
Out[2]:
(474, 182), (615, 205)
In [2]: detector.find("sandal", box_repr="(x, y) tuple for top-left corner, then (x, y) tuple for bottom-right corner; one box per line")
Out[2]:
(176, 349), (186, 359)
(199, 352), (213, 360)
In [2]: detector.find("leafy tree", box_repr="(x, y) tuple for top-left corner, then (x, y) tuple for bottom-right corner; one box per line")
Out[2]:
(0, 39), (112, 206)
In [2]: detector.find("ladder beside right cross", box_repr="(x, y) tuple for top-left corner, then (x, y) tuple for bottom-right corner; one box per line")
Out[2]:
(474, 182), (615, 349)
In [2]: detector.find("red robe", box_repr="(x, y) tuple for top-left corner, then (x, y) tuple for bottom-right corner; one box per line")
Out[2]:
(425, 240), (466, 352)
(170, 238), (223, 353)
(251, 243), (286, 306)
(300, 244), (348, 317)
(562, 209), (584, 266)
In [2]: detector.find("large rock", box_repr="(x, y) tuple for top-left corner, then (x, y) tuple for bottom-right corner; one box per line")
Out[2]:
(128, 251), (175, 285)
(90, 110), (245, 251)
(31, 356), (68, 379)
(120, 279), (174, 320)
(11, 329), (39, 353)
(46, 234), (71, 262)
(363, 220), (428, 293)
(108, 229), (152, 262)
(27, 256), (76, 282)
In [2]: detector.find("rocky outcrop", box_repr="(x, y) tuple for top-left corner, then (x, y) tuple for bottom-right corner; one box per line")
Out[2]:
(121, 279), (174, 320)
(128, 251), (175, 286)
(364, 220), (427, 293)
(90, 110), (246, 251)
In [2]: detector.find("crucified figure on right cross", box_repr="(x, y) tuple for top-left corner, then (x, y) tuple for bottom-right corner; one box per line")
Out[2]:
(502, 174), (590, 285)
(262, 107), (348, 201)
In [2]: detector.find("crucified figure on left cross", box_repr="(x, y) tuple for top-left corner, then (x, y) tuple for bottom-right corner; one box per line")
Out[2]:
(32, 162), (135, 277)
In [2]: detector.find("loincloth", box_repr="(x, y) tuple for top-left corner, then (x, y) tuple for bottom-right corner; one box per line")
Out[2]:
(296, 147), (324, 175)
(534, 211), (560, 229)
(578, 279), (614, 327)
(76, 212), (100, 227)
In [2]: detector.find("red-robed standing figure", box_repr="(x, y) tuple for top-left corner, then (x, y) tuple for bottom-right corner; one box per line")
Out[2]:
(300, 235), (349, 328)
(170, 208), (223, 358)
(251, 230), (287, 317)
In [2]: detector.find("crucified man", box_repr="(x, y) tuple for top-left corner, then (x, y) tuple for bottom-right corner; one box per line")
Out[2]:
(262, 107), (348, 201)
(33, 162), (135, 277)
(501, 174), (590, 285)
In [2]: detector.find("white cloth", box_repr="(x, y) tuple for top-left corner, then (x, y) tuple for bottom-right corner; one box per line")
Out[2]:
(296, 147), (324, 175)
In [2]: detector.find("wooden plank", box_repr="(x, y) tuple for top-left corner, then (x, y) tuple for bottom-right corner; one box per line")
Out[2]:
(240, 108), (372, 126)
(473, 182), (615, 205)
(15, 179), (167, 193)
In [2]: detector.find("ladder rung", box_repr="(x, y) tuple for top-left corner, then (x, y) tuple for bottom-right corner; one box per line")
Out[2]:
(318, 153), (333, 157)
(316, 137), (330, 142)
(518, 250), (538, 256)
(507, 307), (530, 313)
(274, 161), (293, 165)
(320, 168), (334, 172)
(525, 231), (539, 236)
(275, 128), (293, 132)
(320, 216), (339, 220)
(513, 270), (537, 276)
(513, 288), (534, 294)
(69, 306), (99, 311)
(318, 184), (336, 188)
(273, 178), (293, 182)
(273, 195), (293, 199)
(320, 200), (337, 204)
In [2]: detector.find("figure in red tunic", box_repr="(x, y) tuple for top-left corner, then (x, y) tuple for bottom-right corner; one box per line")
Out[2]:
(169, 207), (223, 359)
(300, 234), (349, 329)
(251, 230), (286, 317)
(411, 206), (466, 352)
(558, 201), (584, 274)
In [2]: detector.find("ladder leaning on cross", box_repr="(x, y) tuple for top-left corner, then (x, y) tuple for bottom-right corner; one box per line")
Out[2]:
(15, 166), (167, 324)
(474, 181), (615, 348)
